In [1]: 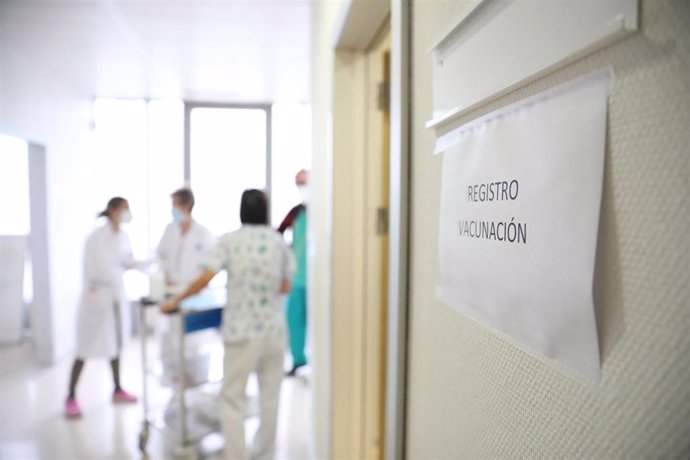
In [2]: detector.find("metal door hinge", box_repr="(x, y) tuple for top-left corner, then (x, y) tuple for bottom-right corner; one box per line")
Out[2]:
(376, 207), (389, 235)
(377, 81), (390, 111)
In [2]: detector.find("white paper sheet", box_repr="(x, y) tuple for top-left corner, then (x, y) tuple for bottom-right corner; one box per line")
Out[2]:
(436, 70), (610, 379)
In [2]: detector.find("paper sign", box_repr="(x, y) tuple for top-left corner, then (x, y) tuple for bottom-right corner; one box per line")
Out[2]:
(436, 71), (610, 379)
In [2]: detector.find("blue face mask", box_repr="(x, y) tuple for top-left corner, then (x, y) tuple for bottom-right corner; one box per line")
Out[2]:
(172, 207), (185, 223)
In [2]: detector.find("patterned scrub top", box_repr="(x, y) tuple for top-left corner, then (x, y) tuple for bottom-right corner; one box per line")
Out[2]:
(205, 224), (295, 343)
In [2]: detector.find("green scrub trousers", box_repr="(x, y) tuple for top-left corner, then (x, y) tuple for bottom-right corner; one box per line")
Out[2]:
(287, 209), (307, 366)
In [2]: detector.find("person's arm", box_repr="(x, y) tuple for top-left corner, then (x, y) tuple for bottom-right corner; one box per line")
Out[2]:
(156, 226), (174, 284)
(162, 237), (227, 312)
(84, 233), (106, 288)
(197, 227), (217, 271)
(121, 232), (138, 270)
(280, 278), (291, 294)
(160, 269), (215, 313)
(279, 236), (297, 295)
(119, 232), (151, 272)
(277, 204), (304, 234)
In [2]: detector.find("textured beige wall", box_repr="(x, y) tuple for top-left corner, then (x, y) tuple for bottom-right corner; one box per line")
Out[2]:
(406, 0), (690, 458)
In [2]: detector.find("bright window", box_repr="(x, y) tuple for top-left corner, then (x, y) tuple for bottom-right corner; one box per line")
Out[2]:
(90, 99), (311, 297)
(92, 99), (183, 298)
(148, 100), (185, 249)
(190, 107), (267, 235)
(271, 103), (312, 227)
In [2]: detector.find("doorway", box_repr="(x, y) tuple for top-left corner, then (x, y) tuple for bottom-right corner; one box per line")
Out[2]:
(363, 34), (391, 460)
(0, 134), (52, 365)
(330, 24), (391, 460)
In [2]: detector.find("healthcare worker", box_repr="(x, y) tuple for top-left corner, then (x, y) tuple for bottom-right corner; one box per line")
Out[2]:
(65, 197), (139, 418)
(277, 169), (309, 376)
(161, 189), (294, 460)
(155, 188), (215, 410)
(156, 187), (215, 291)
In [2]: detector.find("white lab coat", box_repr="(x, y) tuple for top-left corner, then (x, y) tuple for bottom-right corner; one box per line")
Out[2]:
(156, 220), (215, 288)
(75, 223), (134, 359)
(155, 220), (215, 370)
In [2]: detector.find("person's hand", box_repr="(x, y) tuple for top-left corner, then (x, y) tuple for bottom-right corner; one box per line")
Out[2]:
(137, 259), (153, 272)
(160, 298), (180, 314)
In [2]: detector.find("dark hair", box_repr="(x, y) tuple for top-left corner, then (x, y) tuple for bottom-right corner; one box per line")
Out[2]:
(98, 197), (127, 218)
(171, 188), (195, 211)
(240, 189), (269, 225)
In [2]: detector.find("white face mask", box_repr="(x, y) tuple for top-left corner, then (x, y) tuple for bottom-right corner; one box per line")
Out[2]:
(298, 186), (310, 204)
(172, 207), (185, 223)
(119, 209), (132, 224)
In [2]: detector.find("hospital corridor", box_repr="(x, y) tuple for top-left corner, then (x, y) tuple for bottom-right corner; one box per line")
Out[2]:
(1, 0), (689, 459)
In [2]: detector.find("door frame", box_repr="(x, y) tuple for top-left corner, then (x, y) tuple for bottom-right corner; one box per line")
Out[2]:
(27, 142), (53, 364)
(385, 2), (411, 459)
(332, 0), (411, 458)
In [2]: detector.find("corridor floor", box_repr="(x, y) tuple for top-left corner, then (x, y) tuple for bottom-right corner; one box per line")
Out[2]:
(0, 339), (312, 460)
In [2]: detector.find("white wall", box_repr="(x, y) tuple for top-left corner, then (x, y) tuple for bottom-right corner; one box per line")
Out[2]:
(406, 0), (690, 457)
(27, 143), (54, 365)
(0, 27), (94, 362)
(0, 82), (93, 363)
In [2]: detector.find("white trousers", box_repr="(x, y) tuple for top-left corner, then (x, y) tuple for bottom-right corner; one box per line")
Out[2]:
(220, 336), (284, 460)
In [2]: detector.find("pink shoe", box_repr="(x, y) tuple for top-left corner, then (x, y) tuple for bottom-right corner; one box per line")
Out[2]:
(65, 398), (82, 418)
(112, 389), (138, 404)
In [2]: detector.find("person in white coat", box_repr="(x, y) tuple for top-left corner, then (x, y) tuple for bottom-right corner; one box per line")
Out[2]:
(156, 187), (215, 291)
(155, 188), (215, 405)
(65, 197), (139, 418)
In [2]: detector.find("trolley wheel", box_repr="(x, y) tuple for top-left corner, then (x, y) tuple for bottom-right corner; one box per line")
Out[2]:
(138, 423), (149, 453)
